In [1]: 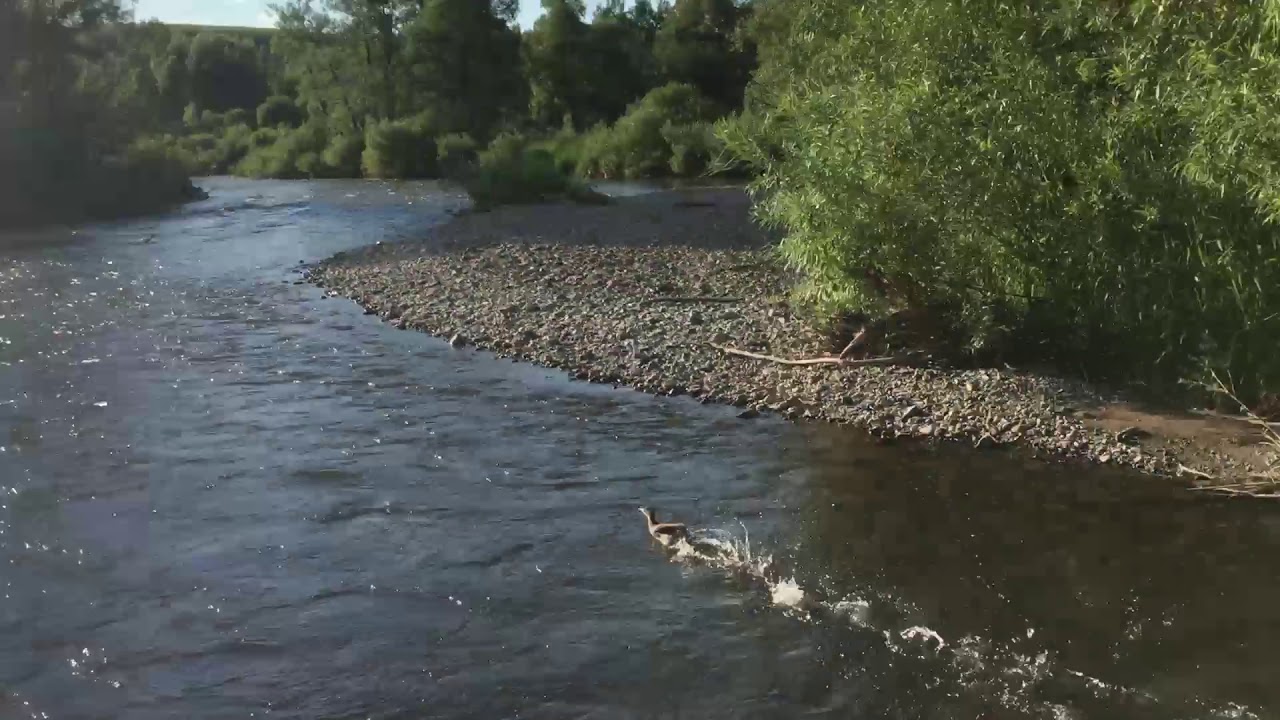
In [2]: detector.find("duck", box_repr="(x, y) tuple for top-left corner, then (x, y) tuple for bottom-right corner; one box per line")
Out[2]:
(638, 507), (689, 547)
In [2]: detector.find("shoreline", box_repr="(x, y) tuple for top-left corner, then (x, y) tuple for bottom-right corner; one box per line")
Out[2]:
(307, 188), (1275, 489)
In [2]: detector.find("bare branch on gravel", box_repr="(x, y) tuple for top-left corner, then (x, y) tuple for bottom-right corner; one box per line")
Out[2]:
(644, 296), (743, 305)
(711, 344), (908, 367)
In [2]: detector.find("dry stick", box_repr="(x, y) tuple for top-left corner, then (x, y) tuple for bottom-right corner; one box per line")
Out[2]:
(837, 326), (869, 360)
(1190, 486), (1280, 499)
(644, 296), (742, 305)
(1177, 464), (1215, 480)
(711, 343), (907, 367)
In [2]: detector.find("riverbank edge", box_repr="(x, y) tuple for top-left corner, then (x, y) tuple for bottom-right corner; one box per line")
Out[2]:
(304, 188), (1275, 490)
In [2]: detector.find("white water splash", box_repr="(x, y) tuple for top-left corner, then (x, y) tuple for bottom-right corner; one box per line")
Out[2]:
(900, 625), (947, 650)
(656, 521), (1263, 720)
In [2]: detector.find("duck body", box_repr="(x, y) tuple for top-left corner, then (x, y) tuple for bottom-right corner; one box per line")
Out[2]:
(639, 507), (689, 547)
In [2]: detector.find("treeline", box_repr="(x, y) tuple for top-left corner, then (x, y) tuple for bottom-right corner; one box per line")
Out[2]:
(9, 0), (1275, 407)
(0, 0), (203, 229)
(725, 0), (1280, 407)
(129, 0), (755, 187)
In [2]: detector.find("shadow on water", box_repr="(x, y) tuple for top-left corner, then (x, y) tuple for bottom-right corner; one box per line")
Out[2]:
(1, 177), (1279, 720)
(675, 429), (1280, 719)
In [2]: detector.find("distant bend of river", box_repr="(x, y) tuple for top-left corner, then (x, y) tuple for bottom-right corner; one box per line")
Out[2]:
(1, 177), (1279, 720)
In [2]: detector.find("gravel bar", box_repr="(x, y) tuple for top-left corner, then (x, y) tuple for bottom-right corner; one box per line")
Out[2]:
(306, 187), (1274, 486)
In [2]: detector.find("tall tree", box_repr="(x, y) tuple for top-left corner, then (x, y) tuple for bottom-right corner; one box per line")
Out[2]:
(523, 0), (593, 128)
(403, 0), (524, 136)
(186, 32), (270, 113)
(652, 0), (753, 110)
(585, 1), (660, 123)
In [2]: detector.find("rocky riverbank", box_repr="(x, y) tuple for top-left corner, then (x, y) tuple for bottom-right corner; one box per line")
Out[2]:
(307, 188), (1276, 489)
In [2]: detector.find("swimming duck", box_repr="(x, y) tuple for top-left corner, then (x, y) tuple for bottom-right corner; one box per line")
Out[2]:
(638, 507), (689, 547)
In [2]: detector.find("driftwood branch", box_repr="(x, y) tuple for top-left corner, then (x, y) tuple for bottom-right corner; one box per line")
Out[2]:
(1189, 485), (1280, 499)
(1177, 464), (1215, 480)
(644, 296), (742, 305)
(711, 343), (907, 367)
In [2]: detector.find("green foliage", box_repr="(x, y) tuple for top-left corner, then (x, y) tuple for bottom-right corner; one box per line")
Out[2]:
(724, 0), (1280, 403)
(577, 82), (719, 178)
(257, 95), (303, 128)
(186, 31), (271, 113)
(436, 132), (479, 177)
(0, 1), (201, 229)
(1, 128), (201, 228)
(402, 0), (525, 137)
(653, 0), (754, 111)
(524, 0), (595, 128)
(321, 134), (365, 178)
(528, 116), (587, 175)
(361, 115), (440, 179)
(463, 131), (597, 209)
(661, 120), (723, 176)
(236, 123), (329, 178)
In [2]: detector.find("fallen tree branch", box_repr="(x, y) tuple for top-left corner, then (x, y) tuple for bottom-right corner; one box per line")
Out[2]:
(644, 296), (743, 305)
(711, 343), (908, 367)
(1189, 485), (1280, 499)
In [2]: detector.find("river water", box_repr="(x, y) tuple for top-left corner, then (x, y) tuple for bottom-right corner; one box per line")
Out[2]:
(2, 177), (1279, 720)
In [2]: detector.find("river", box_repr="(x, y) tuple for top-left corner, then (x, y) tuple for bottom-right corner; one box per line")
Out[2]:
(2, 177), (1279, 720)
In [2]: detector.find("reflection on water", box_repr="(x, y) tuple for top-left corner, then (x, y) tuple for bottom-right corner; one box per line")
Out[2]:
(1, 177), (1278, 719)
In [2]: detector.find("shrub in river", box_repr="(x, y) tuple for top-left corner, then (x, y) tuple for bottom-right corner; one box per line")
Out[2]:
(321, 134), (365, 178)
(463, 131), (604, 210)
(361, 115), (439, 179)
(720, 0), (1280, 406)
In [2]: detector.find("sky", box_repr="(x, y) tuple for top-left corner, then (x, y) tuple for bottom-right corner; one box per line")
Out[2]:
(130, 0), (610, 31)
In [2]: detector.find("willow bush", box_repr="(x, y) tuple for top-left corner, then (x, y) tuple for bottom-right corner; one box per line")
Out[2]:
(721, 0), (1280, 404)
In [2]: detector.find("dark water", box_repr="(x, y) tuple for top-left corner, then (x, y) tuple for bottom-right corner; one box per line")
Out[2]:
(2, 178), (1279, 720)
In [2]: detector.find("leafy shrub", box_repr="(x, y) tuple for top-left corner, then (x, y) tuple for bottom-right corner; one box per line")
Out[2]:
(463, 131), (601, 210)
(532, 116), (587, 176)
(0, 128), (202, 229)
(257, 95), (303, 129)
(661, 121), (723, 177)
(223, 109), (251, 128)
(574, 123), (621, 179)
(321, 134), (365, 178)
(248, 127), (282, 149)
(577, 83), (718, 179)
(361, 115), (439, 179)
(182, 105), (251, 134)
(721, 0), (1280, 404)
(236, 123), (328, 179)
(436, 133), (479, 178)
(209, 124), (254, 174)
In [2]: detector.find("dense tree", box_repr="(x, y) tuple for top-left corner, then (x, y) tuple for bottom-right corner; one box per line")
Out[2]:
(402, 0), (524, 136)
(653, 0), (753, 111)
(186, 32), (270, 113)
(523, 0), (594, 128)
(584, 1), (661, 123)
(1, 0), (197, 229)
